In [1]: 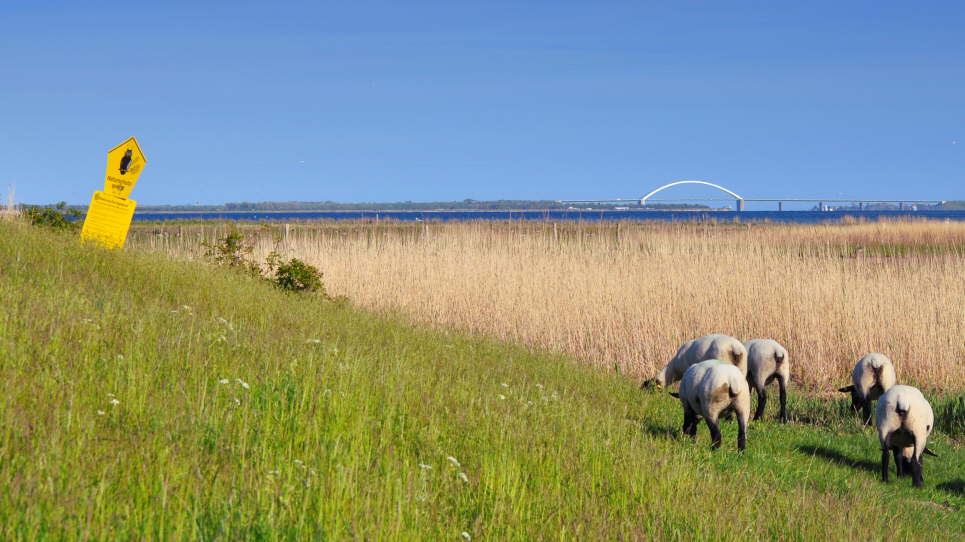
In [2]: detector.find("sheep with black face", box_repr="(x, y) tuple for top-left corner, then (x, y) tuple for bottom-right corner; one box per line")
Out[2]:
(643, 333), (747, 390)
(875, 385), (937, 488)
(837, 353), (896, 425)
(671, 359), (751, 451)
(744, 339), (790, 423)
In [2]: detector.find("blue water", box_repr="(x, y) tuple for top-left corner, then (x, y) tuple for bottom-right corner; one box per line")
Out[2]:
(132, 209), (965, 223)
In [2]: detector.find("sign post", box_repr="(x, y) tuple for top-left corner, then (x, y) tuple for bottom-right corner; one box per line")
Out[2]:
(81, 137), (146, 249)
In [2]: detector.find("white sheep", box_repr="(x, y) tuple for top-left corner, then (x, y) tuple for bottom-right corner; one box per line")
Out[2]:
(837, 353), (897, 424)
(670, 359), (751, 450)
(875, 385), (937, 488)
(644, 333), (748, 390)
(744, 339), (790, 423)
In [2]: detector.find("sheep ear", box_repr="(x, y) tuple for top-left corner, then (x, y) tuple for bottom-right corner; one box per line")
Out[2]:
(838, 385), (855, 393)
(669, 392), (680, 398)
(923, 447), (938, 457)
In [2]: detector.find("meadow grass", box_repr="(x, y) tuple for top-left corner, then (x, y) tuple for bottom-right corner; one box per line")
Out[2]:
(1, 221), (962, 540)
(131, 219), (965, 395)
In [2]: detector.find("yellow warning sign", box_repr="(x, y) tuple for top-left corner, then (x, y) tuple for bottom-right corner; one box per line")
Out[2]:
(103, 137), (147, 198)
(80, 191), (137, 249)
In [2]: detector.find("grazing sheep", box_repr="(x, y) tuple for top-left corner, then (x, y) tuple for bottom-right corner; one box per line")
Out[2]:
(744, 339), (790, 423)
(837, 353), (897, 424)
(875, 385), (937, 488)
(670, 360), (751, 450)
(643, 333), (748, 389)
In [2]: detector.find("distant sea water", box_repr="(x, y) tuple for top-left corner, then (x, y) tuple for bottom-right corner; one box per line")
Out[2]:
(132, 209), (965, 223)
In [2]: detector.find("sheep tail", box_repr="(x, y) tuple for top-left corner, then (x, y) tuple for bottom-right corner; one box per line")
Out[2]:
(728, 385), (739, 399)
(711, 383), (732, 401)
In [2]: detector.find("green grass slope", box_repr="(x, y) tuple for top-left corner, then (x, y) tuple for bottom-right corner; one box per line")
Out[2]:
(0, 223), (962, 540)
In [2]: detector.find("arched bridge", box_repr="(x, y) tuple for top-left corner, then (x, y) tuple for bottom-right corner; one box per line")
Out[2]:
(639, 180), (744, 210)
(558, 181), (944, 211)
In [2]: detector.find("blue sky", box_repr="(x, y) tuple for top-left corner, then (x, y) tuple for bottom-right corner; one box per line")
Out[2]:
(2, 1), (963, 208)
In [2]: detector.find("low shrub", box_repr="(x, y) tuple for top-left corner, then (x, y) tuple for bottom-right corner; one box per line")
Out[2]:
(203, 231), (327, 295)
(272, 257), (325, 294)
(23, 202), (80, 231)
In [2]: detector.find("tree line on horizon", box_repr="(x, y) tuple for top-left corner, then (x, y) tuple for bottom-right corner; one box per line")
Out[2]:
(133, 199), (713, 212)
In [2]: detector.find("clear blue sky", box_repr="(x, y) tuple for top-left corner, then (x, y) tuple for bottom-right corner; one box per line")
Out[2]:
(2, 1), (963, 208)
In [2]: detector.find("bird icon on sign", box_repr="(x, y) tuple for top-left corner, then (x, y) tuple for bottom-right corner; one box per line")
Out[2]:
(119, 149), (133, 175)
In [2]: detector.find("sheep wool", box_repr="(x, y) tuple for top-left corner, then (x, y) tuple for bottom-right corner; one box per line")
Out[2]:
(875, 385), (935, 488)
(744, 339), (791, 423)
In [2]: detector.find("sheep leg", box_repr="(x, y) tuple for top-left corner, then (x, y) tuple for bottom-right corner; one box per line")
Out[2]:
(706, 417), (722, 450)
(737, 413), (747, 451)
(682, 406), (698, 439)
(880, 449), (890, 483)
(911, 457), (924, 488)
(753, 385), (767, 421)
(893, 449), (904, 477)
(861, 399), (873, 426)
(777, 377), (788, 424)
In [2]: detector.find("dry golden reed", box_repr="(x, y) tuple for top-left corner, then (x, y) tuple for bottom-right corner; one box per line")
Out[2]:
(131, 219), (965, 393)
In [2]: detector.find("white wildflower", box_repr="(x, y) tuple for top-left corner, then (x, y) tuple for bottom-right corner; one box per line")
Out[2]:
(181, 305), (192, 311)
(109, 398), (120, 406)
(497, 394), (506, 400)
(500, 382), (509, 388)
(115, 354), (124, 360)
(461, 532), (471, 541)
(446, 456), (461, 468)
(233, 398), (241, 406)
(457, 472), (469, 483)
(293, 459), (304, 467)
(219, 378), (229, 385)
(267, 470), (280, 476)
(535, 383), (544, 390)
(107, 393), (116, 398)
(96, 410), (106, 416)
(235, 378), (250, 390)
(306, 338), (321, 344)
(418, 463), (433, 470)
(217, 317), (229, 325)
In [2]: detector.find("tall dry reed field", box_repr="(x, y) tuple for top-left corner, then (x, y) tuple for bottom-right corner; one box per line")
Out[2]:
(131, 219), (965, 393)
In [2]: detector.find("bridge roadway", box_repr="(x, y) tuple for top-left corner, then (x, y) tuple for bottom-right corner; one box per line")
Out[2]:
(559, 198), (945, 211)
(558, 181), (944, 211)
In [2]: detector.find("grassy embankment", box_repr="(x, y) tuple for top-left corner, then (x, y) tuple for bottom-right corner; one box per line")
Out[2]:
(3, 222), (963, 540)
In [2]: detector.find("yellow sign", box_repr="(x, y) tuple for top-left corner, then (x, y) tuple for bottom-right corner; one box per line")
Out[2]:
(103, 137), (147, 198)
(80, 191), (137, 249)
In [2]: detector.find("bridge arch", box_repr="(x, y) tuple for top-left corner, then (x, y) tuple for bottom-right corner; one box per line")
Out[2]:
(640, 180), (744, 210)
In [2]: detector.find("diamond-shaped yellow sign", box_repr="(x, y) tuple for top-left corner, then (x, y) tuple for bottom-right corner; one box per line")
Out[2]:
(103, 137), (147, 198)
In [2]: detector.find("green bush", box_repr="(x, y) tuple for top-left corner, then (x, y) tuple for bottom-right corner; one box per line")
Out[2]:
(202, 232), (326, 295)
(23, 202), (81, 231)
(202, 226), (262, 276)
(273, 257), (325, 294)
